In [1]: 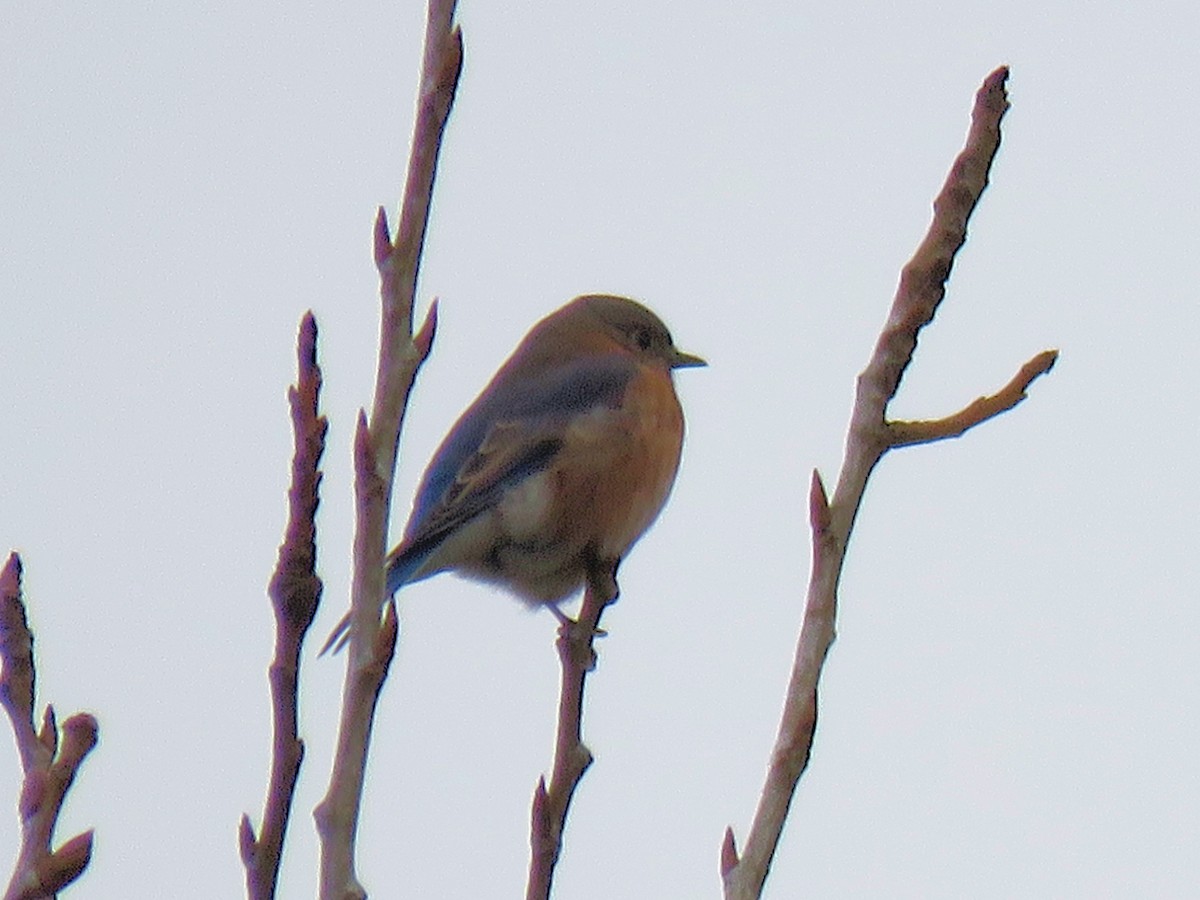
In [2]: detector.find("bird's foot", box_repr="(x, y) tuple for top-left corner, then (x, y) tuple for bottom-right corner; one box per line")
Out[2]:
(548, 603), (607, 639)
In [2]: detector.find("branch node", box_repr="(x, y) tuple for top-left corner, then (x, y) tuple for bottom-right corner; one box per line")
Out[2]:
(415, 298), (439, 361)
(722, 66), (1055, 900)
(33, 829), (94, 897)
(38, 706), (57, 756)
(808, 470), (830, 532)
(0, 563), (98, 898)
(238, 814), (257, 865)
(720, 827), (740, 878)
(373, 206), (393, 269)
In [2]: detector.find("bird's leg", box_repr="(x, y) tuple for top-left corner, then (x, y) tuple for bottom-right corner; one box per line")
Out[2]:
(548, 602), (608, 641)
(548, 553), (620, 643)
(552, 554), (621, 671)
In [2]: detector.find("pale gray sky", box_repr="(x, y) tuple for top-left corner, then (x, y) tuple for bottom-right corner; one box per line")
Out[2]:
(2, 2), (1197, 898)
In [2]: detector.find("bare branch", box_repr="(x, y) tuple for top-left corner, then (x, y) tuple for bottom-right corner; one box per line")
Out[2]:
(525, 565), (618, 900)
(315, 418), (397, 900)
(316, 8), (459, 889)
(0, 558), (36, 771)
(368, 15), (460, 476)
(723, 66), (1057, 899)
(0, 554), (97, 900)
(720, 828), (740, 880)
(242, 312), (328, 899)
(888, 349), (1058, 447)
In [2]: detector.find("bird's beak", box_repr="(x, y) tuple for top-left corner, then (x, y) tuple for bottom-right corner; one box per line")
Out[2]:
(671, 349), (707, 369)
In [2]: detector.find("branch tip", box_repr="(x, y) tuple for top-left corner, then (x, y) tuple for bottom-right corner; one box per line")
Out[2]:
(1033, 348), (1059, 372)
(238, 814), (256, 864)
(0, 553), (21, 592)
(808, 470), (830, 532)
(38, 707), (56, 754)
(298, 311), (319, 368)
(531, 775), (548, 822)
(353, 410), (373, 463)
(62, 712), (98, 754)
(888, 347), (1058, 447)
(415, 299), (439, 360)
(975, 65), (1010, 121)
(38, 829), (94, 894)
(720, 827), (740, 877)
(373, 207), (392, 268)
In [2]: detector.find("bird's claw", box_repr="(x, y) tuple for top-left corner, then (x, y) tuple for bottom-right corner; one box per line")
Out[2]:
(549, 604), (607, 640)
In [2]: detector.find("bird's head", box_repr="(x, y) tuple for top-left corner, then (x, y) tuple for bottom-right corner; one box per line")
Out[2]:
(560, 294), (706, 371)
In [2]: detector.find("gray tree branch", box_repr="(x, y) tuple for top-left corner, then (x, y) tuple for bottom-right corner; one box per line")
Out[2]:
(314, 3), (461, 898)
(721, 65), (1057, 900)
(0, 554), (97, 900)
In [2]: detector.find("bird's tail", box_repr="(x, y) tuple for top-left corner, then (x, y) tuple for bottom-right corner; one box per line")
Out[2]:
(317, 546), (428, 656)
(385, 547), (425, 595)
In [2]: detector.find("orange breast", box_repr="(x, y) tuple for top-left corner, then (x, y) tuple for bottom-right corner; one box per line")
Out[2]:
(548, 363), (685, 559)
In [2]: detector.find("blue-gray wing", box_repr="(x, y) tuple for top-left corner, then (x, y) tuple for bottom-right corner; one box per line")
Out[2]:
(386, 354), (636, 592)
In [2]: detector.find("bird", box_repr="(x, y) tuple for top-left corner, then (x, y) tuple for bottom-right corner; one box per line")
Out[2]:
(322, 293), (703, 654)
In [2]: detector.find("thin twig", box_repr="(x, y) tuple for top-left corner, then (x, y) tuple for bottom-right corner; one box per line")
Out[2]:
(0, 553), (97, 900)
(723, 66), (1056, 899)
(888, 349), (1058, 447)
(240, 312), (328, 899)
(526, 564), (618, 900)
(315, 2), (461, 897)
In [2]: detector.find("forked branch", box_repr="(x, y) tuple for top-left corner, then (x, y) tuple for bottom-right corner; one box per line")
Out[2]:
(0, 554), (97, 900)
(721, 66), (1057, 899)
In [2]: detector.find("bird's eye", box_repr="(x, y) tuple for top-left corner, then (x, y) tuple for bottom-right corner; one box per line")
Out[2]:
(632, 328), (654, 351)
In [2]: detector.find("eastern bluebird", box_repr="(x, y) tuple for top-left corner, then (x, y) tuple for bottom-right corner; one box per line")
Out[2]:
(323, 293), (703, 653)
